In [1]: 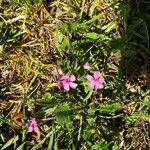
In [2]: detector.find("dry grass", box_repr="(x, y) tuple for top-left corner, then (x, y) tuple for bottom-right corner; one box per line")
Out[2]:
(0, 0), (150, 149)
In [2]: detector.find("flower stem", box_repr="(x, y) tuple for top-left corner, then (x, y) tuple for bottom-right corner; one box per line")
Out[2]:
(83, 90), (93, 103)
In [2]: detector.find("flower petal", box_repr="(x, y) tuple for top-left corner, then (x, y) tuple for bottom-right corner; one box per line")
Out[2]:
(98, 77), (104, 84)
(28, 118), (38, 132)
(89, 80), (95, 89)
(63, 83), (70, 91)
(69, 75), (76, 82)
(30, 118), (37, 126)
(60, 75), (69, 80)
(69, 82), (77, 89)
(57, 80), (63, 89)
(95, 82), (104, 89)
(33, 126), (39, 132)
(93, 71), (100, 79)
(83, 62), (90, 70)
(86, 75), (93, 81)
(28, 126), (33, 132)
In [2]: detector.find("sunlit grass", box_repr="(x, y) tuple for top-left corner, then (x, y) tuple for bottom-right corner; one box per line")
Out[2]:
(0, 0), (150, 149)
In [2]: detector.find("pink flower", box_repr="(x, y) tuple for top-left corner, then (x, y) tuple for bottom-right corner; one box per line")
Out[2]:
(83, 62), (90, 70)
(86, 71), (104, 89)
(28, 118), (38, 132)
(58, 75), (77, 91)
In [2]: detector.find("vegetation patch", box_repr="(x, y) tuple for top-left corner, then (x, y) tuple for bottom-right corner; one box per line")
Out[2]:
(0, 0), (150, 149)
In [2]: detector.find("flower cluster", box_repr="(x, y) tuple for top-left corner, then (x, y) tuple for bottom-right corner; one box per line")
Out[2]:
(27, 63), (105, 132)
(86, 71), (104, 89)
(28, 118), (38, 133)
(57, 75), (77, 91)
(27, 118), (40, 140)
(57, 63), (104, 91)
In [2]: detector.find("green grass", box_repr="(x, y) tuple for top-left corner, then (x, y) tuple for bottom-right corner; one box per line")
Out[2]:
(0, 0), (150, 149)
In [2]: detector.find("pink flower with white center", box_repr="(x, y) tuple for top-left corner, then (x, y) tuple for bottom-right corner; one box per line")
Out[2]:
(57, 75), (77, 91)
(83, 62), (90, 70)
(28, 118), (38, 132)
(86, 71), (104, 89)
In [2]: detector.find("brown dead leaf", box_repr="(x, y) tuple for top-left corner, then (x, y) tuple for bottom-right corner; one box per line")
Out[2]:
(11, 111), (25, 128)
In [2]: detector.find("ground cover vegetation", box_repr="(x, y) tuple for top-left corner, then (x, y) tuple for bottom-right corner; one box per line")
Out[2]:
(0, 0), (150, 149)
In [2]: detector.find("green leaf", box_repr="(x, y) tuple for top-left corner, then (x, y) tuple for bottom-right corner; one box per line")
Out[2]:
(43, 92), (54, 101)
(81, 14), (103, 26)
(112, 144), (119, 150)
(16, 142), (25, 150)
(59, 36), (70, 49)
(1, 135), (18, 150)
(84, 32), (99, 40)
(47, 127), (55, 150)
(55, 103), (71, 125)
(89, 0), (99, 17)
(99, 34), (111, 41)
(0, 45), (3, 53)
(101, 21), (116, 33)
(0, 20), (4, 29)
(58, 23), (69, 35)
(98, 102), (121, 113)
(45, 107), (56, 115)
(70, 22), (78, 32)
(0, 133), (5, 143)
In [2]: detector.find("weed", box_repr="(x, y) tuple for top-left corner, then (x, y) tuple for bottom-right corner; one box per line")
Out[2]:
(0, 0), (150, 150)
